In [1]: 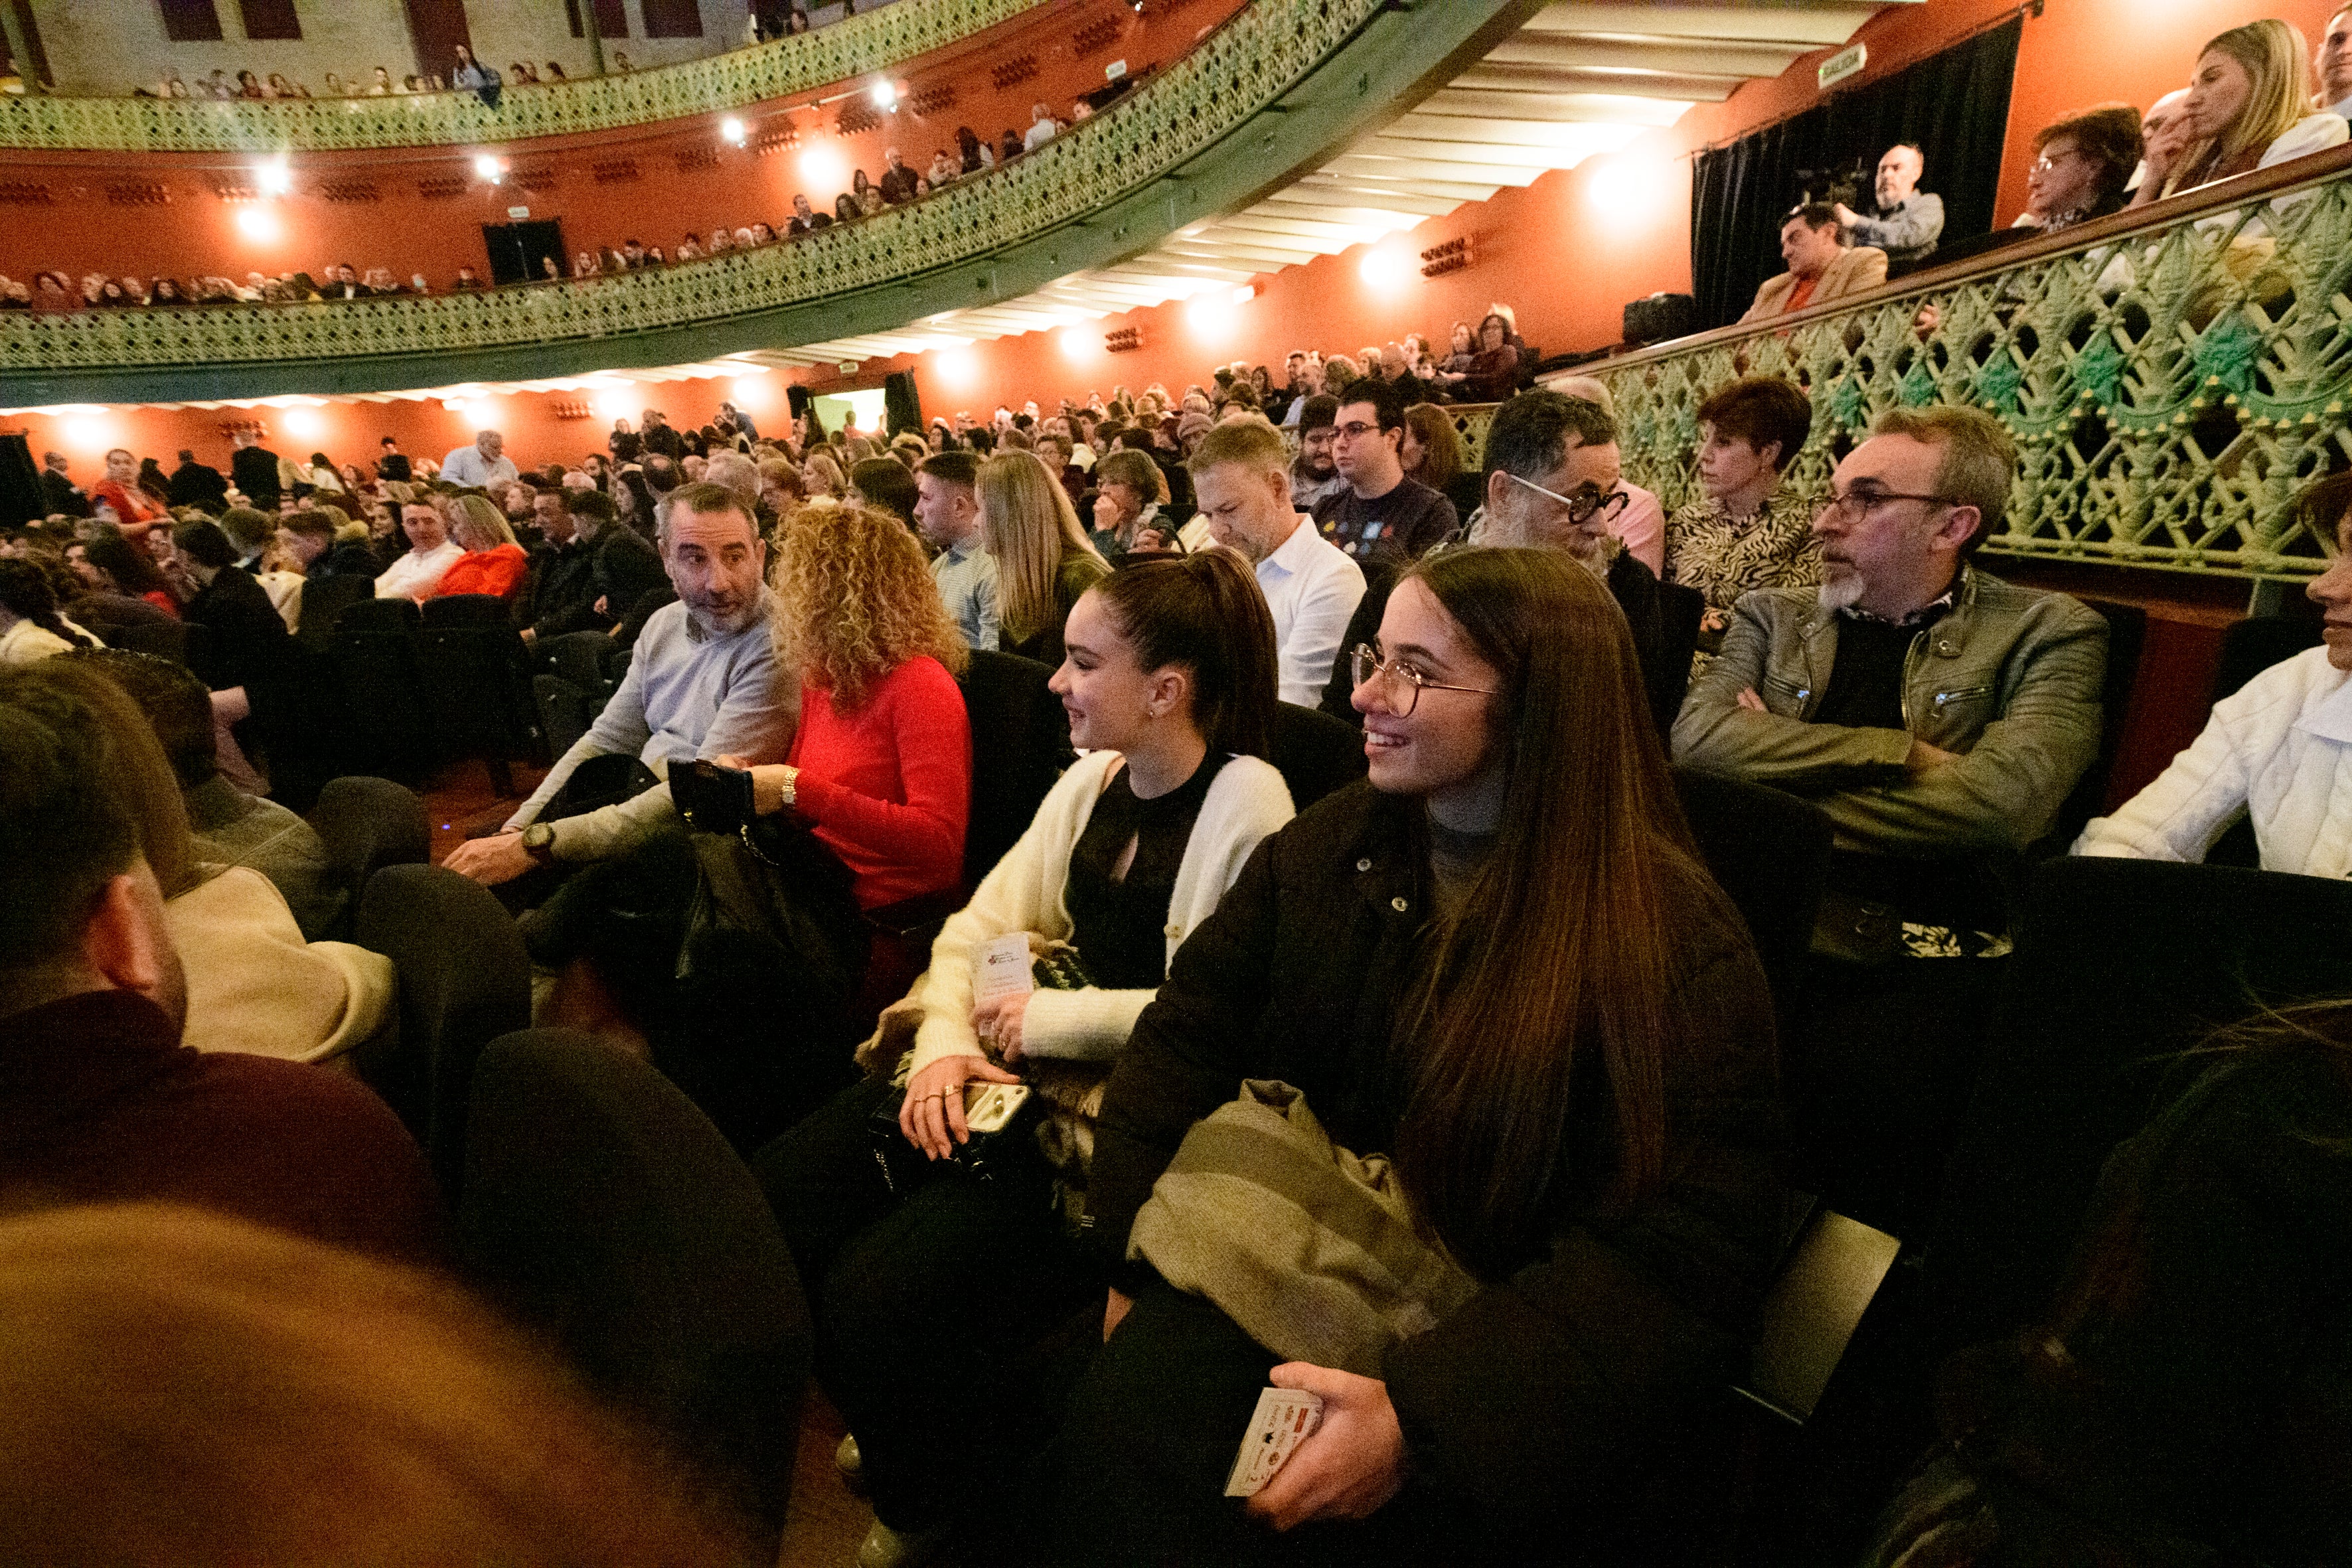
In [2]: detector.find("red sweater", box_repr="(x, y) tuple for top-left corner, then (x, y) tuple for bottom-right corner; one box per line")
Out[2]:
(430, 542), (528, 601)
(789, 655), (971, 909)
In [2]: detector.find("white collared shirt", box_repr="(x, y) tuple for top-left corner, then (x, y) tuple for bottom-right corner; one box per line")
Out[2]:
(374, 539), (465, 601)
(1253, 516), (1366, 706)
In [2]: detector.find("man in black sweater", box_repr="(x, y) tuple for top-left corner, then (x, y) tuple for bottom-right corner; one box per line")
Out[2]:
(39, 451), (90, 518)
(166, 449), (230, 511)
(228, 429), (282, 511)
(374, 436), (412, 485)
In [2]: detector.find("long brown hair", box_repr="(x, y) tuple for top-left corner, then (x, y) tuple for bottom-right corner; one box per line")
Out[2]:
(980, 449), (1105, 646)
(1088, 551), (1277, 760)
(1387, 546), (1700, 1277)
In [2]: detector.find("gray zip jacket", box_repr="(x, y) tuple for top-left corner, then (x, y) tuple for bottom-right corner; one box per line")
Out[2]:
(1672, 565), (2108, 855)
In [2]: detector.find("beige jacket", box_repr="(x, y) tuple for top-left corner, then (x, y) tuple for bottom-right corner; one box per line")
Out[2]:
(1739, 246), (1890, 324)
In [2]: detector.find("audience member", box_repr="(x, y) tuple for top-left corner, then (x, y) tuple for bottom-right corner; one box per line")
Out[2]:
(0, 559), (102, 665)
(374, 435), (412, 483)
(40, 451), (90, 518)
(512, 487), (595, 642)
(1046, 546), (1782, 1563)
(1741, 204), (1888, 323)
(753, 550), (1291, 1568)
(1188, 419), (1364, 704)
(431, 493), (528, 599)
(0, 661), (442, 1263)
(2323, 3), (2351, 121)
(1399, 402), (1480, 518)
(1835, 143), (1945, 267)
(374, 499), (465, 601)
(0, 1205), (753, 1565)
(848, 456), (918, 529)
(916, 450), (998, 651)
(1024, 102), (1058, 152)
(1664, 376), (1822, 639)
(2076, 471), (2352, 874)
(1454, 313), (1524, 402)
(1287, 394), (1346, 512)
(2013, 104), (2145, 232)
(90, 448), (171, 532)
(66, 532), (181, 629)
(165, 447), (230, 510)
(439, 428), (520, 490)
(452, 483), (797, 882)
(230, 428), (283, 511)
(2132, 20), (2349, 206)
(981, 449), (1109, 668)
(279, 507), (378, 582)
(1087, 447), (1168, 560)
(1312, 380), (1459, 566)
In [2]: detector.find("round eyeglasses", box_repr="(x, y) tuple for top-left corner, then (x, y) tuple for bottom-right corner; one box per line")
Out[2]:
(1349, 644), (1500, 716)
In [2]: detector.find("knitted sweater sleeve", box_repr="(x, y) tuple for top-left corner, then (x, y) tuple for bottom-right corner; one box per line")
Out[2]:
(791, 659), (970, 897)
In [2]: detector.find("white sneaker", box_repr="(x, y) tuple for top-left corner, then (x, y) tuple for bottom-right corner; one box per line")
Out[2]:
(854, 1520), (949, 1568)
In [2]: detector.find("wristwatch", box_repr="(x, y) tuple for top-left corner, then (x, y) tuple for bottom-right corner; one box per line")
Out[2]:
(777, 765), (799, 811)
(520, 822), (556, 863)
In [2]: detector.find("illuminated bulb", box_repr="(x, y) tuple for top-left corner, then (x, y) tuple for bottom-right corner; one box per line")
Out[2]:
(720, 116), (746, 144)
(798, 143), (848, 194)
(254, 158), (291, 196)
(235, 207), (281, 242)
(473, 152), (504, 182)
(1231, 284), (1256, 305)
(1358, 244), (1413, 291)
(1186, 295), (1228, 337)
(1059, 327), (1093, 360)
(871, 80), (898, 111)
(283, 407), (323, 437)
(934, 348), (977, 384)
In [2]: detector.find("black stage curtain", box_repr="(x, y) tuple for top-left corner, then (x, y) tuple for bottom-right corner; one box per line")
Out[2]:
(1690, 17), (2021, 330)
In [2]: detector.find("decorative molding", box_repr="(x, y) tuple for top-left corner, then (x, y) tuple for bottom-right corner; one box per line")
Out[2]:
(0, 0), (1039, 153)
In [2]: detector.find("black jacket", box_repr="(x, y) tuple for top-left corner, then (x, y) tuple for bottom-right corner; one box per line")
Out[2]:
(40, 469), (90, 518)
(181, 564), (292, 694)
(1090, 782), (1788, 1544)
(230, 446), (281, 509)
(308, 539), (382, 582)
(375, 453), (412, 484)
(639, 424), (686, 462)
(514, 538), (601, 637)
(167, 461), (230, 510)
(1322, 548), (1693, 738)
(578, 522), (668, 640)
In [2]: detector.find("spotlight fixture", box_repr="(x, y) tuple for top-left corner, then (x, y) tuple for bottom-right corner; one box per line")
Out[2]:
(720, 116), (746, 144)
(871, 79), (898, 112)
(472, 152), (506, 183)
(254, 158), (291, 196)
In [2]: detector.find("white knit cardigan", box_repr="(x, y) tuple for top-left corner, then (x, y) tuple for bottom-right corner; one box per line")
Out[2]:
(900, 748), (1295, 1081)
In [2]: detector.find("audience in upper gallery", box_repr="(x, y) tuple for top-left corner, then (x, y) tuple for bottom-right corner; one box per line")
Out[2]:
(1312, 380), (1460, 567)
(449, 483), (797, 886)
(752, 549), (1293, 1568)
(2013, 103), (2146, 234)
(1834, 143), (1946, 268)
(0, 1206), (757, 1567)
(1320, 390), (1689, 740)
(1034, 546), (1782, 1566)
(2131, 19), (2350, 208)
(374, 498), (466, 601)
(1674, 406), (2108, 959)
(1185, 419), (1364, 706)
(2323, 3), (2351, 121)
(1739, 203), (1889, 323)
(430, 493), (528, 601)
(0, 663), (443, 1265)
(2076, 472), (2352, 875)
(981, 450), (1110, 668)
(1663, 375), (1822, 642)
(1860, 999), (2352, 1568)
(915, 450), (999, 651)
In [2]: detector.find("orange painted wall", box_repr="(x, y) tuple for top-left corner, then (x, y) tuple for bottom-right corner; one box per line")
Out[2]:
(0, 0), (1243, 288)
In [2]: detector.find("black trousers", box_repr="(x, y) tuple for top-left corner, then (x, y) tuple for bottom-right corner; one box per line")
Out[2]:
(753, 1077), (1099, 1533)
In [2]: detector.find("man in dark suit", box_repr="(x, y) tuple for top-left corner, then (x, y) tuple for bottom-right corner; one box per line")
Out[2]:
(325, 263), (376, 301)
(40, 451), (90, 518)
(374, 436), (412, 485)
(166, 449), (230, 511)
(229, 428), (281, 511)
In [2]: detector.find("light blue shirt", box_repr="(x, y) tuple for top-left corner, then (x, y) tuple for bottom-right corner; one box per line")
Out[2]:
(439, 444), (519, 490)
(932, 539), (1000, 652)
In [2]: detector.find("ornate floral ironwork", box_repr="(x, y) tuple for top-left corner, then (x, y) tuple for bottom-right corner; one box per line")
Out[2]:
(1597, 168), (2352, 580)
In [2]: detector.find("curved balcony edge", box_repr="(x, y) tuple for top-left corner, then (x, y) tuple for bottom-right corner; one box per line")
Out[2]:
(0, 0), (1537, 408)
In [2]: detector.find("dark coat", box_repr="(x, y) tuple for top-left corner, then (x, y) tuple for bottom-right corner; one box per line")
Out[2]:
(167, 459), (230, 510)
(40, 468), (90, 518)
(230, 445), (281, 509)
(375, 453), (413, 484)
(181, 564), (292, 694)
(1089, 781), (1788, 1545)
(308, 538), (382, 582)
(514, 538), (601, 637)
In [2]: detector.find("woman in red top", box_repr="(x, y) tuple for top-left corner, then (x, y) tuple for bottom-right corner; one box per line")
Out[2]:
(429, 494), (528, 601)
(729, 501), (973, 912)
(90, 449), (171, 536)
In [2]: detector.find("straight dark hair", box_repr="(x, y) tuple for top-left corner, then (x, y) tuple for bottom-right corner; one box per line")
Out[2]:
(1387, 546), (1701, 1278)
(1089, 551), (1277, 761)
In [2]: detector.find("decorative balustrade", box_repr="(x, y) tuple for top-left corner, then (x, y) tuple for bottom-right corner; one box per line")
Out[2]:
(0, 0), (1381, 396)
(0, 0), (1031, 153)
(1593, 147), (2352, 582)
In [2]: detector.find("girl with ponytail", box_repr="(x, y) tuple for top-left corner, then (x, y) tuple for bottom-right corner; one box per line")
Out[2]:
(0, 559), (104, 665)
(753, 548), (1295, 1566)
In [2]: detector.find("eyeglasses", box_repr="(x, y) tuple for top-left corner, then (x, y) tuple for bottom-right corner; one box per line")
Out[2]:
(2029, 149), (2084, 174)
(1350, 644), (1499, 716)
(1817, 487), (1958, 526)
(1332, 422), (1385, 441)
(1503, 471), (1630, 528)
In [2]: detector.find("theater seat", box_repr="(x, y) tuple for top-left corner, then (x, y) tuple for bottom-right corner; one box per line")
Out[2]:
(418, 593), (546, 796)
(1672, 765), (1832, 1040)
(329, 596), (431, 781)
(459, 1028), (811, 1543)
(294, 574), (372, 655)
(958, 648), (1069, 886)
(351, 862), (530, 1194)
(303, 775), (430, 941)
(1266, 700), (1366, 811)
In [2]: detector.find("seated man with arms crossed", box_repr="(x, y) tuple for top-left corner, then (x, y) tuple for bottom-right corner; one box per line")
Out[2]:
(0, 661), (444, 1267)
(446, 483), (799, 886)
(1188, 418), (1365, 706)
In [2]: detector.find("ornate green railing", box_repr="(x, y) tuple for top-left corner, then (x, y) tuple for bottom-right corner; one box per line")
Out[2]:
(0, 0), (1032, 152)
(0, 0), (1533, 408)
(1594, 146), (2352, 582)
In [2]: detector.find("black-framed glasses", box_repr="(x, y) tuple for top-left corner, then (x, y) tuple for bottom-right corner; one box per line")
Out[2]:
(1502, 471), (1630, 528)
(1332, 421), (1385, 441)
(1349, 644), (1500, 716)
(1817, 487), (1958, 526)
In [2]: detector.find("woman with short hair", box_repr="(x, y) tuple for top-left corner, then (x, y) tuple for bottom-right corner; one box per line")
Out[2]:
(1662, 375), (1820, 640)
(982, 450), (1109, 666)
(2015, 104), (2144, 233)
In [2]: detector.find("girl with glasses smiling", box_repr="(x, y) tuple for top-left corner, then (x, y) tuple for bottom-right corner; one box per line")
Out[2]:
(1039, 546), (1786, 1565)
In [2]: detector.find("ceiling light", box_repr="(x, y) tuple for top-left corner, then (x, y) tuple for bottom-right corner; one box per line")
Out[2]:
(872, 80), (898, 111)
(720, 116), (746, 144)
(254, 158), (291, 196)
(473, 153), (505, 182)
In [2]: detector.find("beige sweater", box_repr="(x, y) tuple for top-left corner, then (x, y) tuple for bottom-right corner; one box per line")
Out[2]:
(163, 866), (396, 1065)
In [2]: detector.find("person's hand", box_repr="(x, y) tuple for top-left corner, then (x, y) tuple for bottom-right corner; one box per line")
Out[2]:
(518, 625), (536, 645)
(900, 1054), (1022, 1160)
(970, 989), (1033, 1063)
(1832, 201), (1861, 229)
(1906, 736), (1960, 772)
(1736, 686), (1768, 713)
(1700, 607), (1729, 635)
(1913, 303), (1941, 341)
(1132, 526), (1170, 552)
(1245, 1364), (1407, 1531)
(445, 830), (535, 886)
(1103, 1286), (1134, 1342)
(592, 593), (609, 615)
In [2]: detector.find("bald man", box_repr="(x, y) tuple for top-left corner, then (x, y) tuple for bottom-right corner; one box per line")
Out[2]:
(1836, 143), (1944, 268)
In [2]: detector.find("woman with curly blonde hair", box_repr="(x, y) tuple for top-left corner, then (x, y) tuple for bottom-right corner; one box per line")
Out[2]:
(980, 449), (1108, 667)
(731, 502), (972, 911)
